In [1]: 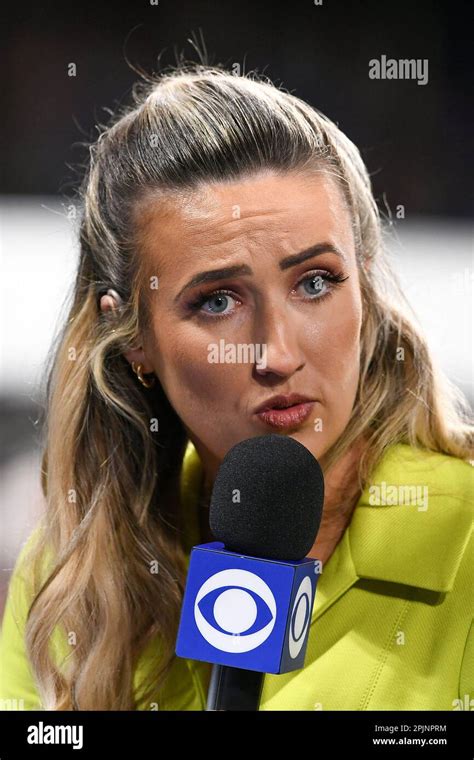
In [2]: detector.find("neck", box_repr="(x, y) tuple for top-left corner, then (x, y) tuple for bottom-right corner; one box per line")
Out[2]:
(198, 474), (214, 544)
(308, 436), (367, 564)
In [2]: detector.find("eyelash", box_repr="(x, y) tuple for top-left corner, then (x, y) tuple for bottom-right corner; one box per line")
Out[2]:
(188, 269), (349, 321)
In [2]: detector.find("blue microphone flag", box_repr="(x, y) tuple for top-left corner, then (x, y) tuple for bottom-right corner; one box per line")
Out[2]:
(176, 541), (320, 674)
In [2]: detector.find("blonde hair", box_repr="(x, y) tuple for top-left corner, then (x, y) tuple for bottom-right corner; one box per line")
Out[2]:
(23, 62), (473, 710)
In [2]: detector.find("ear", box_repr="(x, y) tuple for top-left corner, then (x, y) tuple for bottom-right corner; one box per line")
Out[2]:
(122, 346), (154, 374)
(99, 292), (154, 374)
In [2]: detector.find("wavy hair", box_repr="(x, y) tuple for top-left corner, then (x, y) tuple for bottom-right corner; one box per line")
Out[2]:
(22, 61), (473, 710)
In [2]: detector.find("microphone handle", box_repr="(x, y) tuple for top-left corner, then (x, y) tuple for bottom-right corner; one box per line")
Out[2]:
(206, 664), (265, 711)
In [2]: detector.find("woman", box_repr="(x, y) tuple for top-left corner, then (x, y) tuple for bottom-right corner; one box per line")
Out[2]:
(0, 64), (472, 711)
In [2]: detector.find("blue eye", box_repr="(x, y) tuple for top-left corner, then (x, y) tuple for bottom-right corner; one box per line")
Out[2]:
(198, 585), (273, 636)
(200, 292), (236, 316)
(189, 288), (238, 319)
(300, 274), (326, 297)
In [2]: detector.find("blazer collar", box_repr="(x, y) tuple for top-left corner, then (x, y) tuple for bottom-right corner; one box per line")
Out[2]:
(346, 444), (472, 593)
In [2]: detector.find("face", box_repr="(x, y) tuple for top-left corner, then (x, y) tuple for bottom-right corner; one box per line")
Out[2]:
(133, 169), (363, 482)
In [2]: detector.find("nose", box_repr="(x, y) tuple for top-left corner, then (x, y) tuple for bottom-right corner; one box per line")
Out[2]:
(253, 303), (305, 378)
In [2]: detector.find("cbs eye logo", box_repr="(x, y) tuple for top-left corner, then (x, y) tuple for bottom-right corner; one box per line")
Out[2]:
(288, 576), (313, 659)
(194, 569), (277, 652)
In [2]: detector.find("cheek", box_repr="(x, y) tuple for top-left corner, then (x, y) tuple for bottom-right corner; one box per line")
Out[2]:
(304, 287), (362, 389)
(152, 323), (242, 412)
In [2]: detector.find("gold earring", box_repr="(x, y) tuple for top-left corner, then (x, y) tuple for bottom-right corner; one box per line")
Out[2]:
(131, 361), (156, 389)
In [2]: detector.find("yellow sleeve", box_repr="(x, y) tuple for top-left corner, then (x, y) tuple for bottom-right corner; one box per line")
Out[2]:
(0, 534), (43, 710)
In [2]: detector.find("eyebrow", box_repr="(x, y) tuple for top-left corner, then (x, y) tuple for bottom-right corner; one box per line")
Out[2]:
(174, 242), (346, 302)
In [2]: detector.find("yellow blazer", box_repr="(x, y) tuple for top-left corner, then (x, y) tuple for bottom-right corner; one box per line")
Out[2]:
(0, 441), (472, 710)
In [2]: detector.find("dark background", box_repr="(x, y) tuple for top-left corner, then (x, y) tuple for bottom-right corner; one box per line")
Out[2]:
(2, 0), (473, 217)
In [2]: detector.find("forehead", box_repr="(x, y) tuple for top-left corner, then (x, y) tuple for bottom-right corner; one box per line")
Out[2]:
(133, 169), (354, 278)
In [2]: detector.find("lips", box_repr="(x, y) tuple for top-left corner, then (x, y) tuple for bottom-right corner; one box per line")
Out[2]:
(253, 393), (316, 430)
(254, 393), (314, 414)
(254, 401), (315, 430)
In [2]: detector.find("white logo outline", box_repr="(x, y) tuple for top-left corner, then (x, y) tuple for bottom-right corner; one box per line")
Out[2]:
(194, 569), (277, 653)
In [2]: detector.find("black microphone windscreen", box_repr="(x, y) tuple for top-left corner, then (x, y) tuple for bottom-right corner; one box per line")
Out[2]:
(209, 434), (324, 561)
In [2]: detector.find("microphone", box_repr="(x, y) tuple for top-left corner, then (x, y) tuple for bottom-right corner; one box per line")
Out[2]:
(175, 434), (324, 710)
